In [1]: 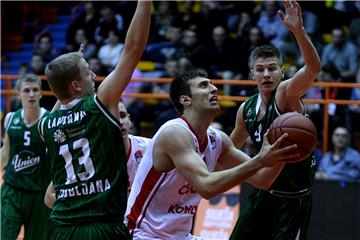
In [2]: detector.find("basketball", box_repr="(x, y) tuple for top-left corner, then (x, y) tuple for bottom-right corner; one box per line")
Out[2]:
(268, 112), (317, 160)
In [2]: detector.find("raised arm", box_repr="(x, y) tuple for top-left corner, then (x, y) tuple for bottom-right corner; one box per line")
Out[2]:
(230, 102), (249, 148)
(277, 0), (321, 99)
(158, 126), (298, 199)
(97, 1), (151, 116)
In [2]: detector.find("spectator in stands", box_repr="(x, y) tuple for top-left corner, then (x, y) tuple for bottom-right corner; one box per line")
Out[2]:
(33, 33), (62, 64)
(66, 28), (97, 60)
(177, 28), (207, 70)
(204, 25), (239, 81)
(149, 1), (178, 43)
(307, 62), (352, 144)
(256, 1), (290, 52)
(316, 126), (360, 182)
(94, 5), (124, 46)
(348, 9), (360, 58)
(66, 1), (99, 46)
(97, 29), (124, 74)
(321, 27), (358, 82)
(88, 57), (107, 77)
(29, 54), (45, 75)
(144, 25), (184, 64)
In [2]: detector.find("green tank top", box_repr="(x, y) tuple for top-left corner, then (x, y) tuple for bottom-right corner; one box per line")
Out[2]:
(39, 95), (128, 224)
(243, 92), (315, 191)
(4, 108), (51, 192)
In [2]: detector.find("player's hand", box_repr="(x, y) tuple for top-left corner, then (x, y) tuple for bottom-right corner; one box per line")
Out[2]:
(258, 130), (300, 167)
(278, 0), (303, 33)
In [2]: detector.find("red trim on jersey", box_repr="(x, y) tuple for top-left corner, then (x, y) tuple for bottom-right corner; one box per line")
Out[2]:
(179, 116), (208, 153)
(127, 166), (166, 231)
(126, 138), (132, 162)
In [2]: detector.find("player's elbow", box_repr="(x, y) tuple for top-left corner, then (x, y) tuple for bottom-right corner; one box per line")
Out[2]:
(44, 193), (55, 209)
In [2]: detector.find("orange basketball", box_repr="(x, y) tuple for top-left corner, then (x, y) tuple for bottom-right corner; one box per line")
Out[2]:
(268, 112), (317, 160)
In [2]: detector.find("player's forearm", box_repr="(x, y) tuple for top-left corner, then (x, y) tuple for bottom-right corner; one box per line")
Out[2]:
(122, 0), (151, 60)
(201, 158), (263, 199)
(293, 27), (321, 77)
(246, 163), (285, 189)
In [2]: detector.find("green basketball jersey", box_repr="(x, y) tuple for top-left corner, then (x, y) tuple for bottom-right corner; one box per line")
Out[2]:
(4, 108), (51, 192)
(243, 92), (315, 191)
(39, 95), (128, 224)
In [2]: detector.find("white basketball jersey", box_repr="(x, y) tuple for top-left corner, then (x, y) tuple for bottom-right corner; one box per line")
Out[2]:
(127, 135), (151, 191)
(125, 117), (223, 240)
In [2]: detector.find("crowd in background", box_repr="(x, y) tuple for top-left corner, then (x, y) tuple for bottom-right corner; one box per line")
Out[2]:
(2, 0), (360, 181)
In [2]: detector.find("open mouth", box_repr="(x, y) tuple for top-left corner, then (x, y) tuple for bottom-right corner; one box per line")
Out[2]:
(209, 96), (218, 103)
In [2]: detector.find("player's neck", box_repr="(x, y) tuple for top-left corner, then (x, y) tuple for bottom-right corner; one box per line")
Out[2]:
(181, 113), (212, 142)
(23, 107), (41, 125)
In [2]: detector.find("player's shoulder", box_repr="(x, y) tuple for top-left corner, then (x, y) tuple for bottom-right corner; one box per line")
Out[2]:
(129, 134), (151, 145)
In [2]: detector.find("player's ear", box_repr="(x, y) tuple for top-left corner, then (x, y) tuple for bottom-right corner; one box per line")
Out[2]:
(71, 80), (81, 92)
(250, 69), (255, 80)
(180, 95), (191, 106)
(281, 66), (285, 79)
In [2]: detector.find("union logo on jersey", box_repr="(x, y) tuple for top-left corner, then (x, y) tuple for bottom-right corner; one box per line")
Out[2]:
(13, 117), (20, 125)
(53, 129), (66, 143)
(134, 150), (143, 164)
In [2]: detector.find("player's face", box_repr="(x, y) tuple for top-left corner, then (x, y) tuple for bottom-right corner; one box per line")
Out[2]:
(188, 77), (219, 113)
(78, 58), (96, 96)
(251, 57), (283, 94)
(118, 102), (131, 138)
(18, 82), (42, 109)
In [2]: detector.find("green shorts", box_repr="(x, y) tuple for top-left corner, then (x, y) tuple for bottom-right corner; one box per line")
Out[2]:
(49, 221), (131, 240)
(230, 189), (312, 240)
(1, 183), (51, 240)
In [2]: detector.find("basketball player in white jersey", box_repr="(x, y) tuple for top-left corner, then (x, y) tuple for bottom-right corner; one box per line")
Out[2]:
(118, 101), (151, 192)
(125, 69), (303, 240)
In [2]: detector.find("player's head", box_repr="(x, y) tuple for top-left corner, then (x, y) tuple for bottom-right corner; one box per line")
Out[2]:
(170, 69), (218, 114)
(15, 73), (42, 108)
(249, 45), (285, 93)
(45, 52), (96, 101)
(118, 100), (131, 138)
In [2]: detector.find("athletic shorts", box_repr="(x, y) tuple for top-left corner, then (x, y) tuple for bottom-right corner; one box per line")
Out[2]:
(49, 221), (131, 240)
(1, 183), (51, 240)
(230, 189), (312, 240)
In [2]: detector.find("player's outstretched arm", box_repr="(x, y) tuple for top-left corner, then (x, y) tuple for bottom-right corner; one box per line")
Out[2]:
(97, 1), (151, 115)
(159, 126), (299, 199)
(278, 0), (321, 98)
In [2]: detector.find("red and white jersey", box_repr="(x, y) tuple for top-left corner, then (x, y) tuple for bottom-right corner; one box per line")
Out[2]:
(127, 135), (151, 191)
(125, 117), (223, 240)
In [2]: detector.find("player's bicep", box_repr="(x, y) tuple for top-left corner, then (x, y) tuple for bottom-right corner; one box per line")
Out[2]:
(161, 127), (211, 191)
(217, 132), (251, 170)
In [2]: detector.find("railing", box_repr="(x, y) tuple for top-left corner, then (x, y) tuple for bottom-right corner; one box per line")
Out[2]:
(1, 74), (360, 152)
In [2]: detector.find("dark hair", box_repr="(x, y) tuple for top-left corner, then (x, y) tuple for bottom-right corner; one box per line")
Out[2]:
(249, 45), (282, 68)
(321, 61), (340, 80)
(170, 69), (208, 114)
(45, 52), (83, 99)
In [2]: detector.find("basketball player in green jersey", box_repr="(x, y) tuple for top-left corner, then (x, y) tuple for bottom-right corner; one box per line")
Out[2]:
(1, 74), (51, 240)
(230, 0), (321, 239)
(37, 1), (151, 239)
